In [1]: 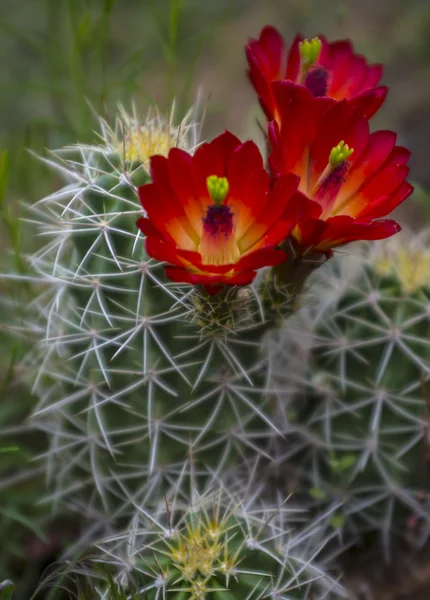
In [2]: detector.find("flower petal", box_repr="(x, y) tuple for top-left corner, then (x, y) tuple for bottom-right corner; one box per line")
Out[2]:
(238, 174), (300, 252)
(269, 81), (334, 180)
(308, 100), (369, 192)
(139, 181), (198, 249)
(356, 181), (414, 220)
(309, 216), (401, 251)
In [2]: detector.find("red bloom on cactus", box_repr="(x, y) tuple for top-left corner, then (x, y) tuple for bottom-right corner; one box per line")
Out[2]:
(137, 131), (304, 293)
(268, 82), (413, 253)
(246, 26), (387, 123)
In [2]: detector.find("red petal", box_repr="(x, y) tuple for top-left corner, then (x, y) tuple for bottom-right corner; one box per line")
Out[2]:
(145, 235), (187, 267)
(363, 64), (383, 88)
(227, 141), (270, 239)
(238, 173), (300, 252)
(269, 81), (334, 179)
(296, 217), (327, 251)
(312, 216), (401, 251)
(236, 246), (287, 271)
(246, 56), (277, 121)
(308, 100), (369, 191)
(354, 164), (409, 204)
(138, 181), (197, 249)
(164, 266), (257, 288)
(357, 181), (414, 220)
(251, 26), (285, 80)
(285, 33), (304, 81)
(327, 40), (358, 97)
(167, 147), (205, 237)
(149, 154), (171, 189)
(193, 131), (241, 182)
(383, 145), (411, 167)
(137, 217), (162, 239)
(348, 86), (388, 119)
(332, 54), (368, 98)
(334, 130), (397, 210)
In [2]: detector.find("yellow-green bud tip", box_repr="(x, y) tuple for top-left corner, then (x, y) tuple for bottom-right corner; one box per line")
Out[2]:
(329, 140), (354, 168)
(207, 175), (229, 204)
(299, 37), (322, 67)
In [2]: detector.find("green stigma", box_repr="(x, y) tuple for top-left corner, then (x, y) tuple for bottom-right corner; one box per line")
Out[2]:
(299, 37), (322, 68)
(207, 175), (229, 205)
(329, 140), (354, 168)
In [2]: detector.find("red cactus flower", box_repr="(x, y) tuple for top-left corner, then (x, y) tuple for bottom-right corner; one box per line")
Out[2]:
(137, 131), (304, 293)
(246, 26), (387, 123)
(268, 82), (413, 254)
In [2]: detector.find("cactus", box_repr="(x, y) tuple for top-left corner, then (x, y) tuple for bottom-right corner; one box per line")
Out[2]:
(271, 231), (430, 558)
(51, 481), (345, 600)
(22, 103), (300, 525)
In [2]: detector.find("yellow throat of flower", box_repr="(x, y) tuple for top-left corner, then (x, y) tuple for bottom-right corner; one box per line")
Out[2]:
(199, 175), (240, 266)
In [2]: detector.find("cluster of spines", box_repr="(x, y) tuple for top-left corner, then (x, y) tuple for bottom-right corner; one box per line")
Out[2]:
(75, 480), (344, 600)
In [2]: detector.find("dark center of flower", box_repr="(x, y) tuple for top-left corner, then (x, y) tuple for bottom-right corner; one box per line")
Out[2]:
(318, 160), (350, 194)
(203, 204), (234, 238)
(304, 66), (329, 97)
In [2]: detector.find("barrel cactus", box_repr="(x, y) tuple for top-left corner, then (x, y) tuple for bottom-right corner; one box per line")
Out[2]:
(23, 103), (304, 525)
(275, 231), (430, 557)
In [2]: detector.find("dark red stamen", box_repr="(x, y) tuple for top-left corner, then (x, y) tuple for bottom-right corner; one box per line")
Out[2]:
(304, 66), (329, 97)
(203, 204), (234, 238)
(320, 160), (350, 193)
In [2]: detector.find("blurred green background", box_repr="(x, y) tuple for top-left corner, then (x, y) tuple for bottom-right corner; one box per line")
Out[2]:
(2, 0), (430, 197)
(0, 0), (429, 597)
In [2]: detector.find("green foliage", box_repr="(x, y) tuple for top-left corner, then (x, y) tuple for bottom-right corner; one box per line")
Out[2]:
(0, 581), (14, 600)
(413, 184), (430, 221)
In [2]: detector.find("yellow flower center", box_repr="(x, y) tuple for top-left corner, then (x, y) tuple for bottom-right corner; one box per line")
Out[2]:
(198, 175), (240, 266)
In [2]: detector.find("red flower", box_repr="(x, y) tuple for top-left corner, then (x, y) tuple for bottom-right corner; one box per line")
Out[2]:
(246, 26), (387, 123)
(137, 131), (303, 293)
(268, 82), (413, 253)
